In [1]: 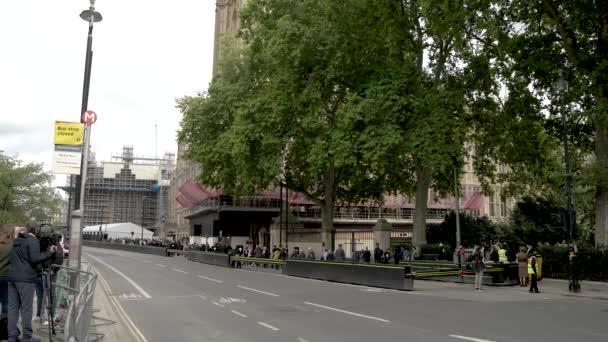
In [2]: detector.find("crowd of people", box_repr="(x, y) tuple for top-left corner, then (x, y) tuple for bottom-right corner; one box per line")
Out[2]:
(0, 222), (63, 342)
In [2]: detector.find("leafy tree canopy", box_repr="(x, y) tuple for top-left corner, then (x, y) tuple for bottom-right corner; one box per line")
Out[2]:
(0, 153), (60, 225)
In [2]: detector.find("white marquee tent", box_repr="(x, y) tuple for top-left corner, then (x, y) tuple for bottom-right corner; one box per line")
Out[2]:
(83, 222), (154, 240)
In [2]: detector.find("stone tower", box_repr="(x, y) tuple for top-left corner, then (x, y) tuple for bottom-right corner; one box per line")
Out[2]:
(213, 0), (248, 75)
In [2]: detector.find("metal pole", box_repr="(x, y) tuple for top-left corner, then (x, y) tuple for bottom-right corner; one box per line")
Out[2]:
(453, 156), (462, 269)
(558, 69), (579, 292)
(74, 19), (95, 211)
(141, 197), (145, 242)
(279, 182), (283, 247)
(286, 177), (289, 250)
(70, 126), (90, 269)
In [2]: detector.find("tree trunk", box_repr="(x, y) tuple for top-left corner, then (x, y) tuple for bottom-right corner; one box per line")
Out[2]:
(595, 118), (608, 246)
(321, 165), (336, 250)
(413, 159), (432, 247)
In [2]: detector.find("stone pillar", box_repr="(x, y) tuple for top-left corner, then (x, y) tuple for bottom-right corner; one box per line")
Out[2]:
(373, 219), (392, 251)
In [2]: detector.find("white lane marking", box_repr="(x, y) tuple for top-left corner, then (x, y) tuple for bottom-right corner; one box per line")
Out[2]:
(449, 335), (495, 342)
(297, 338), (309, 342)
(231, 310), (248, 318)
(93, 261), (150, 342)
(237, 285), (279, 297)
(156, 264), (167, 268)
(212, 301), (225, 308)
(87, 254), (152, 299)
(303, 302), (390, 323)
(172, 268), (189, 274)
(257, 322), (279, 331)
(197, 275), (223, 283)
(198, 295), (207, 300)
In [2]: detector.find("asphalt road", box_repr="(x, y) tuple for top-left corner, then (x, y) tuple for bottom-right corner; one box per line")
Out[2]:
(84, 247), (608, 342)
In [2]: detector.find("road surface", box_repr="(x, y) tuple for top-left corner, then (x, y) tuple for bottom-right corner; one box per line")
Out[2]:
(84, 247), (608, 342)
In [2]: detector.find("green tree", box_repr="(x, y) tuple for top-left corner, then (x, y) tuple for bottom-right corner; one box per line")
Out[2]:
(428, 211), (498, 247)
(179, 0), (406, 247)
(485, 0), (608, 246)
(0, 153), (60, 225)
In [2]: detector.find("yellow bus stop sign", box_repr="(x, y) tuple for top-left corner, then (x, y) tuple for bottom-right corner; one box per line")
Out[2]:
(54, 121), (84, 145)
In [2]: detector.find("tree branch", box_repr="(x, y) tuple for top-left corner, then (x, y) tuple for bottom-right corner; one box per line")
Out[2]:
(541, 0), (579, 65)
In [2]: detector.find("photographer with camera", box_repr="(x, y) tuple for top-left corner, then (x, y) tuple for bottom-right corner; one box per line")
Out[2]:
(7, 222), (57, 342)
(35, 226), (63, 324)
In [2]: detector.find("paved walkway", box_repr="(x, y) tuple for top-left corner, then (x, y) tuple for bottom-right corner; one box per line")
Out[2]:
(27, 261), (141, 342)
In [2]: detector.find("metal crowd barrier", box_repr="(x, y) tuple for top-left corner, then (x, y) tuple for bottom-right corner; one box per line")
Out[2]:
(49, 265), (98, 342)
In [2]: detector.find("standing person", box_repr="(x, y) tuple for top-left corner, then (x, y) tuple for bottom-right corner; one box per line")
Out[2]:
(362, 247), (371, 263)
(498, 243), (509, 263)
(490, 244), (499, 263)
(472, 245), (485, 291)
(335, 244), (346, 262)
(8, 223), (56, 342)
(516, 247), (529, 287)
(394, 246), (402, 265)
(528, 251), (540, 293)
(0, 224), (16, 318)
(381, 249), (391, 264)
(373, 243), (383, 263)
(321, 248), (329, 261)
(306, 247), (315, 260)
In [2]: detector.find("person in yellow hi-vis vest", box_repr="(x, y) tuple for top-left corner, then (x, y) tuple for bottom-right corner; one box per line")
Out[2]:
(528, 251), (541, 293)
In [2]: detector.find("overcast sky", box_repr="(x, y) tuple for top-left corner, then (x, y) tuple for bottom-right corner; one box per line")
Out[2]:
(0, 0), (215, 185)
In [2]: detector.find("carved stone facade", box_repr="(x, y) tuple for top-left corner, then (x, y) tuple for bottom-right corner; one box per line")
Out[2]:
(213, 0), (248, 74)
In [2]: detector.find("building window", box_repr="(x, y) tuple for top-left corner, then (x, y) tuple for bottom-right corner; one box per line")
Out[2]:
(489, 194), (495, 217)
(501, 199), (507, 217)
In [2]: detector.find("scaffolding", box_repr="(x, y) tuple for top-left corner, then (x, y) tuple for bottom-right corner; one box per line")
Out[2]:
(62, 146), (175, 235)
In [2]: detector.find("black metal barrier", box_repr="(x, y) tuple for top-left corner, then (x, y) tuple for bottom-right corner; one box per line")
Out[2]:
(187, 251), (231, 267)
(285, 260), (414, 291)
(412, 261), (519, 286)
(83, 240), (168, 256)
(231, 256), (285, 273)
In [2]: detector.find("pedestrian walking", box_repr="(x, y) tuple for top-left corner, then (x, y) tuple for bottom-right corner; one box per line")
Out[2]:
(516, 247), (529, 287)
(8, 223), (56, 342)
(472, 245), (485, 291)
(528, 251), (540, 293)
(334, 244), (346, 262)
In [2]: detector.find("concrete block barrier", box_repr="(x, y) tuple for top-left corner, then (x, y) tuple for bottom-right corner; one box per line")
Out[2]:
(83, 241), (168, 256)
(186, 251), (231, 267)
(285, 259), (414, 291)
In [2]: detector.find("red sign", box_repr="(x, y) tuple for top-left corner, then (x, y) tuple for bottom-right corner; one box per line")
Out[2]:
(82, 110), (97, 126)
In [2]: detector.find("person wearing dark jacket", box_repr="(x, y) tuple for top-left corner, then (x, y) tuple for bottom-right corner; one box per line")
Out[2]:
(362, 247), (371, 263)
(0, 224), (15, 317)
(7, 223), (55, 342)
(374, 244), (383, 263)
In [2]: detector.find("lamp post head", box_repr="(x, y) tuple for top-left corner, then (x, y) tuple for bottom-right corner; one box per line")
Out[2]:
(80, 0), (102, 23)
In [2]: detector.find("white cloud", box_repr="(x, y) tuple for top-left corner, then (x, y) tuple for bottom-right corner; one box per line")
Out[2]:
(0, 0), (215, 179)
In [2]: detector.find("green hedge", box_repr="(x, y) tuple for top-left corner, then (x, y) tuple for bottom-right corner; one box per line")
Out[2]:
(538, 246), (608, 281)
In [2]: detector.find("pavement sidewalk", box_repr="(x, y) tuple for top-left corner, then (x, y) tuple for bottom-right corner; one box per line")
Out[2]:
(28, 263), (142, 342)
(539, 278), (608, 300)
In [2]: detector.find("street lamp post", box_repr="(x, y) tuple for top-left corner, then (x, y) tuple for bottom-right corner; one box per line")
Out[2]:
(69, 0), (102, 270)
(452, 155), (462, 269)
(556, 69), (580, 293)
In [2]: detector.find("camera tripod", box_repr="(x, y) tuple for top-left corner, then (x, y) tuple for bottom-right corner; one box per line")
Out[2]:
(40, 269), (57, 341)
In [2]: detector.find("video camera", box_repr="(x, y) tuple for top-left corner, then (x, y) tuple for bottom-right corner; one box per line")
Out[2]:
(39, 223), (57, 253)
